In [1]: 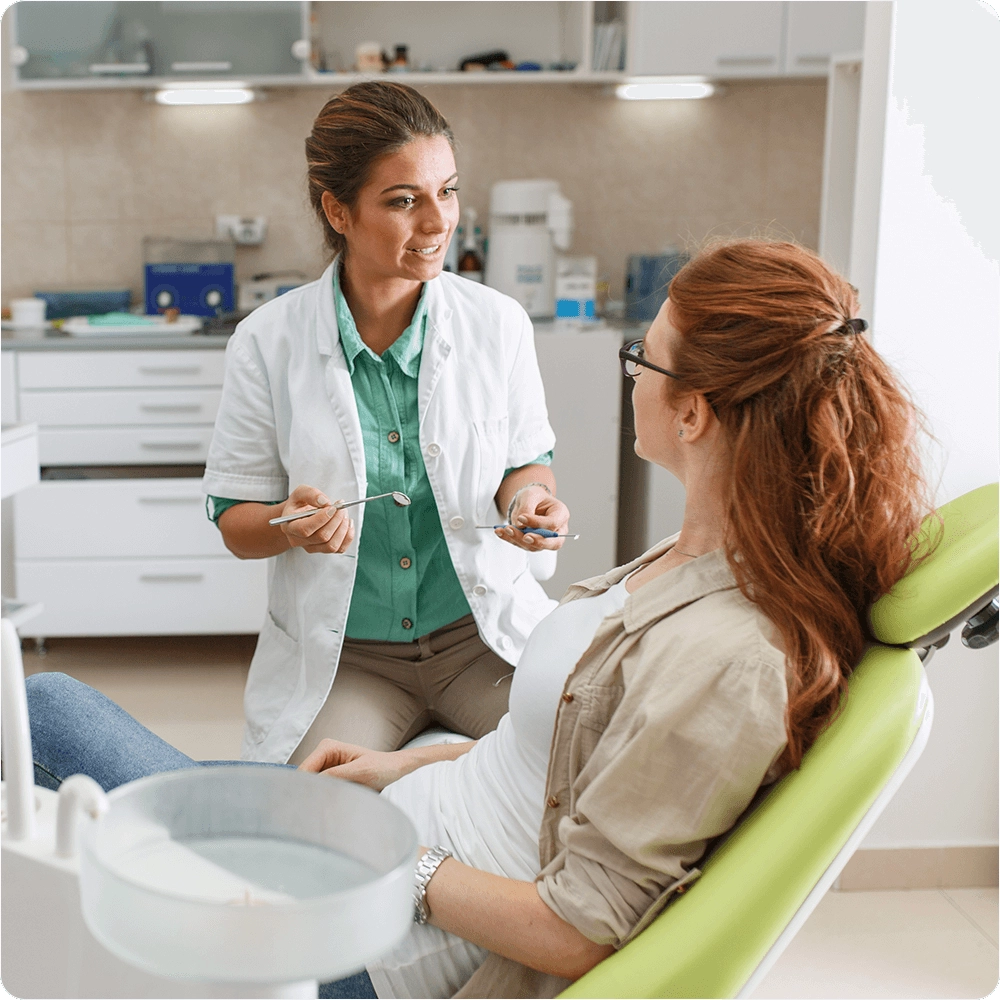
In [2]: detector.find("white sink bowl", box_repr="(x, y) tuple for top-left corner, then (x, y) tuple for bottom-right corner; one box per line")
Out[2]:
(78, 766), (417, 984)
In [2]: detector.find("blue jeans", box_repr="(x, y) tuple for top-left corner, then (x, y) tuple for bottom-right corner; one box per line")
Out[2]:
(25, 672), (379, 999)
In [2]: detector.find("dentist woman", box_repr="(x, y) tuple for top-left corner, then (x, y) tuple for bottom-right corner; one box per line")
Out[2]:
(203, 82), (571, 764)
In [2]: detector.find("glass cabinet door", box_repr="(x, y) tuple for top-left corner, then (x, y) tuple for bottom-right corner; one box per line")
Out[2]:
(15, 1), (306, 82)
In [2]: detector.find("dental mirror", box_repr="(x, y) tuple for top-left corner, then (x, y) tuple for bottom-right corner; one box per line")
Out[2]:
(268, 491), (411, 526)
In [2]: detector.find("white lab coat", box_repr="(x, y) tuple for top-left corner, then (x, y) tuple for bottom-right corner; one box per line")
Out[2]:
(203, 263), (558, 763)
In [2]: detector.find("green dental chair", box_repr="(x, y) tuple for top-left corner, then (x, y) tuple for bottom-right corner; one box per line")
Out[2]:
(562, 482), (999, 1000)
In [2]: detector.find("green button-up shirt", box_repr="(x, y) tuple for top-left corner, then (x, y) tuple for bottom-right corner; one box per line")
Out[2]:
(330, 267), (473, 640)
(208, 268), (551, 641)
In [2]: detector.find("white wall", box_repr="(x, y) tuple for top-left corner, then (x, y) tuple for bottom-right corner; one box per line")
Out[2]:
(857, 0), (999, 849)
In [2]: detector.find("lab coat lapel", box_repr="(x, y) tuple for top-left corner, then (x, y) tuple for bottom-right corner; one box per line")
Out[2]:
(314, 261), (366, 490)
(418, 280), (453, 424)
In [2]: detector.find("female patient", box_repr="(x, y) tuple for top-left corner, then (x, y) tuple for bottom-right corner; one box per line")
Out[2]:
(27, 240), (930, 999)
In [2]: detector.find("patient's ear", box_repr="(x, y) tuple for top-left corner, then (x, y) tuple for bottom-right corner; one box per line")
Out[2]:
(679, 392), (716, 442)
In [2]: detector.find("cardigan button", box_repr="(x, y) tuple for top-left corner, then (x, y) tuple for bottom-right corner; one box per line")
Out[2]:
(401, 618), (413, 630)
(561, 692), (574, 703)
(399, 557), (412, 569)
(546, 795), (560, 809)
(387, 430), (400, 444)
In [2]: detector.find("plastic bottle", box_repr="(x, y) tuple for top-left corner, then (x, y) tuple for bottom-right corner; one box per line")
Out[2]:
(458, 209), (483, 282)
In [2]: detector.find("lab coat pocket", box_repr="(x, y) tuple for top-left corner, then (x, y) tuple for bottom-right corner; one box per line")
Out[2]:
(473, 416), (510, 522)
(244, 613), (301, 747)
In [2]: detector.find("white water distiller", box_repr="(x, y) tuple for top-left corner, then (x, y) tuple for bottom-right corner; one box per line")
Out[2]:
(484, 179), (573, 318)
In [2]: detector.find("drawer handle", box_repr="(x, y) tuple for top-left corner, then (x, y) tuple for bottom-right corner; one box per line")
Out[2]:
(140, 573), (205, 584)
(140, 442), (203, 451)
(796, 54), (830, 65)
(716, 55), (777, 66)
(138, 366), (202, 376)
(140, 404), (203, 413)
(138, 496), (203, 504)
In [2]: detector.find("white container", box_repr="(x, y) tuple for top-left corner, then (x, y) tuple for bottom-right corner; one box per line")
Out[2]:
(79, 766), (418, 985)
(485, 180), (573, 319)
(10, 297), (46, 327)
(555, 256), (598, 324)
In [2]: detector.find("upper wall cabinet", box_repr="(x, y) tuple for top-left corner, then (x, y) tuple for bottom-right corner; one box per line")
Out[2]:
(785, 1), (866, 74)
(12, 1), (309, 86)
(629, 2), (786, 78)
(626, 1), (865, 78)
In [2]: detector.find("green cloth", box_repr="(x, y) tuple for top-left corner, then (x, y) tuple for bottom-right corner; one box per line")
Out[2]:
(208, 266), (552, 641)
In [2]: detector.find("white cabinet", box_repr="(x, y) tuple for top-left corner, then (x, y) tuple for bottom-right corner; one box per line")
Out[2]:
(1, 352), (18, 424)
(534, 325), (621, 599)
(8, 345), (267, 640)
(785, 1), (865, 74)
(629, 1), (785, 77)
(627, 1), (865, 79)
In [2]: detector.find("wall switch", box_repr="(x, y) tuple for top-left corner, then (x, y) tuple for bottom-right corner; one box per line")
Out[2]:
(215, 215), (267, 245)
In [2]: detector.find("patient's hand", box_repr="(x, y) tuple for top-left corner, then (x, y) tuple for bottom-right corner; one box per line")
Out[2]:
(297, 738), (407, 791)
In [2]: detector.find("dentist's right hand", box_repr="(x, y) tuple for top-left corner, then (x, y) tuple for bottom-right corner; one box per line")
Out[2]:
(278, 484), (355, 554)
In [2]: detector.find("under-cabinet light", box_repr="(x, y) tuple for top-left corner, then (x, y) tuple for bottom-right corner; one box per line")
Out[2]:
(155, 87), (255, 106)
(615, 79), (716, 100)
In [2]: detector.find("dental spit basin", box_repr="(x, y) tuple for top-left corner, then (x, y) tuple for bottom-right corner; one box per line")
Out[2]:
(78, 766), (417, 984)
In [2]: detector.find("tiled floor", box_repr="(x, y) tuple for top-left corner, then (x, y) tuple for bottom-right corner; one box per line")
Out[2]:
(21, 636), (1000, 1000)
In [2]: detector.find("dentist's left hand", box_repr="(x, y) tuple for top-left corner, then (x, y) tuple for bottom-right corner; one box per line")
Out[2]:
(297, 738), (408, 791)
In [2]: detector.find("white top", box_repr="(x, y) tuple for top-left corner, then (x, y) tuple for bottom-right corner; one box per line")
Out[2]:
(202, 263), (557, 764)
(369, 578), (631, 1000)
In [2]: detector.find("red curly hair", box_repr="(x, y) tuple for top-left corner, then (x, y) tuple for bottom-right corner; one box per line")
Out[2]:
(667, 239), (932, 769)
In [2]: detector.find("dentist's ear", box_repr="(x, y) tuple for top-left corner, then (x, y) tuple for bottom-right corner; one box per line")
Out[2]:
(321, 190), (349, 235)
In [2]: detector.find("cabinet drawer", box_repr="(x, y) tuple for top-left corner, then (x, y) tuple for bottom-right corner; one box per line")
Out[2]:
(15, 557), (268, 637)
(2, 352), (17, 423)
(39, 426), (215, 465)
(18, 350), (226, 389)
(14, 478), (225, 559)
(20, 387), (222, 427)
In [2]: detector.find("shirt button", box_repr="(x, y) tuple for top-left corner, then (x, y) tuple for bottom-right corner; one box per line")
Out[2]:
(562, 692), (574, 703)
(546, 795), (560, 809)
(401, 618), (413, 630)
(449, 516), (465, 530)
(498, 635), (511, 650)
(472, 584), (487, 597)
(387, 430), (400, 444)
(399, 557), (412, 569)
(426, 443), (441, 457)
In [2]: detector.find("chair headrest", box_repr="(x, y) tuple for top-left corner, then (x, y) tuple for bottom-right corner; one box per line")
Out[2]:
(869, 483), (999, 648)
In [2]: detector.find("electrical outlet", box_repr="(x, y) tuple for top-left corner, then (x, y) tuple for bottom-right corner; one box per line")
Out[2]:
(215, 214), (267, 246)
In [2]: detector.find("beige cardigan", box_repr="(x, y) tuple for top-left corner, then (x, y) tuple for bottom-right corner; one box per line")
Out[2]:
(455, 538), (789, 998)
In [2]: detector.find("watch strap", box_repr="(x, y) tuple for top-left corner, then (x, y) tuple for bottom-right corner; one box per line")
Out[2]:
(413, 845), (452, 924)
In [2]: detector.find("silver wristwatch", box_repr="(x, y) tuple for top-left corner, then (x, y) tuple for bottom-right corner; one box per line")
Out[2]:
(413, 845), (452, 924)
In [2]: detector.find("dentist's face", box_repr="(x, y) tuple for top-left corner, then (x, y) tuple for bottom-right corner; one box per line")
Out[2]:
(323, 135), (459, 282)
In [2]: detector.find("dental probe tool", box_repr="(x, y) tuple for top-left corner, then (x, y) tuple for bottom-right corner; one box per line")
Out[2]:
(476, 525), (580, 539)
(269, 491), (411, 525)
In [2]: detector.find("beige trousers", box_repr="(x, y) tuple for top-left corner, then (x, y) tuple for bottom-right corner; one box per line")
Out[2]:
(287, 615), (513, 763)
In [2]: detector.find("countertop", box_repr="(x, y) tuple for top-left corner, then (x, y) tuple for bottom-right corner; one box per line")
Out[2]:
(1, 328), (234, 351)
(2, 318), (646, 351)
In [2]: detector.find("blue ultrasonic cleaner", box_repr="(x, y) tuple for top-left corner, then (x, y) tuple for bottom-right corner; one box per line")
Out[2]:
(143, 238), (235, 317)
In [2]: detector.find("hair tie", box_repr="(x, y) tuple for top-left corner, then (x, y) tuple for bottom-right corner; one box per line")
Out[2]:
(841, 317), (869, 336)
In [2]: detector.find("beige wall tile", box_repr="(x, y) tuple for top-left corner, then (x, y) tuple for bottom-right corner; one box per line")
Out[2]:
(1, 220), (69, 297)
(2, 77), (827, 305)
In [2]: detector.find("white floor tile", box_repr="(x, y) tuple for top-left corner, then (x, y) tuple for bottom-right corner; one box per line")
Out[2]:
(751, 890), (999, 999)
(944, 887), (1000, 948)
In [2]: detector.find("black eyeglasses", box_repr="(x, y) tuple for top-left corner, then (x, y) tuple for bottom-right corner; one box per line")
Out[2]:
(618, 339), (684, 381)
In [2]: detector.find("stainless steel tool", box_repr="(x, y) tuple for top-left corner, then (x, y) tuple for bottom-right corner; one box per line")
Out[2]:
(268, 491), (411, 526)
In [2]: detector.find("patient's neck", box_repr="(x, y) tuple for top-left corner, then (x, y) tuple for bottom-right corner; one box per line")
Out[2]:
(675, 451), (728, 557)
